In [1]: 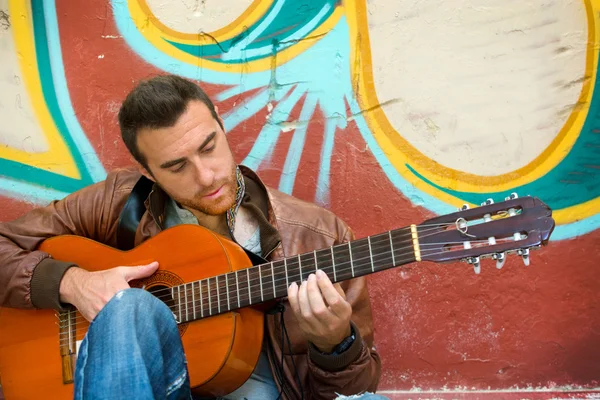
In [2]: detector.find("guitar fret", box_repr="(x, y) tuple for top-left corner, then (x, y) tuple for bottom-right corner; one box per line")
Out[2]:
(161, 229), (419, 317)
(331, 247), (336, 281)
(348, 242), (354, 277)
(171, 287), (176, 321)
(226, 274), (230, 311)
(199, 280), (204, 318)
(216, 276), (221, 314)
(235, 270), (240, 309)
(177, 286), (182, 322)
(389, 231), (395, 265)
(368, 236), (375, 272)
(191, 282), (196, 320)
(259, 266), (263, 302)
(207, 278), (212, 316)
(184, 283), (189, 322)
(271, 262), (276, 297)
(247, 269), (252, 305)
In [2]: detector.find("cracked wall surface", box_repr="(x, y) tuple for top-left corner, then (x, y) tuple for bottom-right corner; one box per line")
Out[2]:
(0, 0), (599, 397)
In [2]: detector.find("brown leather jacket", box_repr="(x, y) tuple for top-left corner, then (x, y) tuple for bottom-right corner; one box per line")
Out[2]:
(0, 166), (381, 399)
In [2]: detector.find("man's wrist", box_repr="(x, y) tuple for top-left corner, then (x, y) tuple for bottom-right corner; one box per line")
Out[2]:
(308, 322), (363, 371)
(313, 323), (355, 355)
(31, 259), (78, 310)
(58, 266), (82, 305)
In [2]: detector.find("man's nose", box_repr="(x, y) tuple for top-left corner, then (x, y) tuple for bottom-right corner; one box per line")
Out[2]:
(194, 163), (215, 188)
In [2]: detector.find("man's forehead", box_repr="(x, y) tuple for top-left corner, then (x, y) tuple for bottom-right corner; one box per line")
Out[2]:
(139, 108), (217, 144)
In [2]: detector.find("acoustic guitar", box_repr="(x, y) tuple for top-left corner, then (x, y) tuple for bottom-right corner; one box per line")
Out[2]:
(0, 194), (554, 399)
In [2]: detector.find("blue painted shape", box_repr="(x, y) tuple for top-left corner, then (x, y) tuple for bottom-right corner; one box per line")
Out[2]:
(241, 85), (306, 170)
(0, 2), (106, 201)
(316, 117), (340, 205)
(43, 0), (106, 182)
(279, 95), (317, 194)
(0, 2), (92, 195)
(165, 0), (337, 64)
(112, 0), (270, 85)
(0, 177), (71, 205)
(222, 88), (273, 133)
(112, 0), (600, 239)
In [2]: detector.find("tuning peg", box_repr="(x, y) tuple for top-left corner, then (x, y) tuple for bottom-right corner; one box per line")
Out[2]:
(518, 248), (530, 266)
(467, 256), (481, 274)
(505, 192), (518, 201)
(493, 252), (506, 269)
(481, 198), (494, 206)
(460, 204), (469, 211)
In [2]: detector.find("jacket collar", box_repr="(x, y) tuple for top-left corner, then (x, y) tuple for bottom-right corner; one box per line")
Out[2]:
(145, 165), (283, 258)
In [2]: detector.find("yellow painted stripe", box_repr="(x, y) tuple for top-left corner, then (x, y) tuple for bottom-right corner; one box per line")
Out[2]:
(136, 0), (272, 41)
(554, 196), (600, 225)
(345, 0), (599, 224)
(347, 0), (597, 192)
(128, 0), (342, 73)
(6, 1), (79, 179)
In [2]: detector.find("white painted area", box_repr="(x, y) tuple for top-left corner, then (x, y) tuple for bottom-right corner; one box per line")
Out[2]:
(367, 0), (587, 175)
(0, 7), (49, 153)
(145, 0), (254, 34)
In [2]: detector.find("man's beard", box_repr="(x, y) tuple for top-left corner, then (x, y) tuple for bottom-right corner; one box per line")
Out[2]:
(172, 169), (237, 216)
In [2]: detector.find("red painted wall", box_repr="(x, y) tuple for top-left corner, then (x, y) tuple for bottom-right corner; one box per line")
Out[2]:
(1, 0), (599, 397)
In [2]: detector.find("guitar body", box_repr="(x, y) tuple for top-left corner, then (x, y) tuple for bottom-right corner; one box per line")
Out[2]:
(0, 225), (264, 399)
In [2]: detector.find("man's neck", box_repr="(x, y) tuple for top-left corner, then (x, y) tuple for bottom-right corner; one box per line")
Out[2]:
(185, 207), (230, 238)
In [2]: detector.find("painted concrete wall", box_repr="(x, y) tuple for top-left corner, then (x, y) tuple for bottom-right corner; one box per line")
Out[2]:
(0, 0), (599, 397)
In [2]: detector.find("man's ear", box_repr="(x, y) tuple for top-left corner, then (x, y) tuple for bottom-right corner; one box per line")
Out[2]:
(138, 165), (156, 182)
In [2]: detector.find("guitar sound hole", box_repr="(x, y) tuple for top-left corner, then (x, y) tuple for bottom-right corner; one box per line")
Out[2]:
(147, 285), (175, 309)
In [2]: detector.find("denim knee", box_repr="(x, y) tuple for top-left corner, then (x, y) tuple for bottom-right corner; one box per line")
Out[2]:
(97, 288), (174, 326)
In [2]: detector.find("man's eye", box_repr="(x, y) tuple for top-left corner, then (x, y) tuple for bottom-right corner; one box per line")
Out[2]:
(172, 163), (186, 173)
(203, 144), (215, 153)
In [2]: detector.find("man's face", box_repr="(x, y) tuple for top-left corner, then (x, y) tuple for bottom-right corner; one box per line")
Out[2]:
(137, 100), (237, 216)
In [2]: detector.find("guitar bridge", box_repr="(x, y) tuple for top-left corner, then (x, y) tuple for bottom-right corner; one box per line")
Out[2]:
(57, 310), (78, 384)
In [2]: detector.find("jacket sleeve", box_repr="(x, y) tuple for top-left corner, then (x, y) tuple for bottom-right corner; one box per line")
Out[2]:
(0, 171), (132, 310)
(305, 225), (382, 399)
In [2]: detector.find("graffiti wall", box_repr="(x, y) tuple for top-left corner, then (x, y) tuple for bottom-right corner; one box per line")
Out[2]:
(1, 0), (599, 397)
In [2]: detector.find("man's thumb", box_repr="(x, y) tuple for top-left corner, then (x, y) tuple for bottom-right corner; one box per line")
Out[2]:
(123, 261), (159, 281)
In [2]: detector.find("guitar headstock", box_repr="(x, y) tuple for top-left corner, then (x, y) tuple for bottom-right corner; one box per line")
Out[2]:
(417, 193), (555, 274)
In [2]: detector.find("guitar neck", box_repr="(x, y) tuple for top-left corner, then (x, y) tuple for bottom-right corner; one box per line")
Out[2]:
(171, 226), (417, 323)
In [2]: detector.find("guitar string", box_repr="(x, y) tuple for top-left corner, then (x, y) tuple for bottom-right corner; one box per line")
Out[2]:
(87, 220), (495, 302)
(54, 223), (483, 329)
(56, 235), (523, 338)
(57, 235), (517, 329)
(56, 211), (522, 334)
(56, 223), (523, 332)
(58, 214), (513, 330)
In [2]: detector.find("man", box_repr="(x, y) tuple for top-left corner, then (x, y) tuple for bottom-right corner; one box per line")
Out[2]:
(0, 75), (382, 399)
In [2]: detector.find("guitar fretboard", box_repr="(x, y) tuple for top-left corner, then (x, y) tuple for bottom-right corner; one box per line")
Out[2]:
(170, 226), (416, 323)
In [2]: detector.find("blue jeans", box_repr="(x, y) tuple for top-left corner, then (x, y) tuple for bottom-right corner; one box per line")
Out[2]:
(74, 288), (388, 400)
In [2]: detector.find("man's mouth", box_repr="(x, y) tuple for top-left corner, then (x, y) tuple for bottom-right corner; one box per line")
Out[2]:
(203, 185), (223, 198)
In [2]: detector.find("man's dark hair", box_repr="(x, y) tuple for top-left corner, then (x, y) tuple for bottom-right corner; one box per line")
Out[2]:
(118, 74), (224, 170)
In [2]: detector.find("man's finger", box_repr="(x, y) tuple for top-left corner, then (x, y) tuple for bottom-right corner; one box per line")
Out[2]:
(316, 270), (349, 316)
(298, 279), (313, 323)
(307, 273), (334, 323)
(287, 282), (301, 316)
(121, 261), (159, 281)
